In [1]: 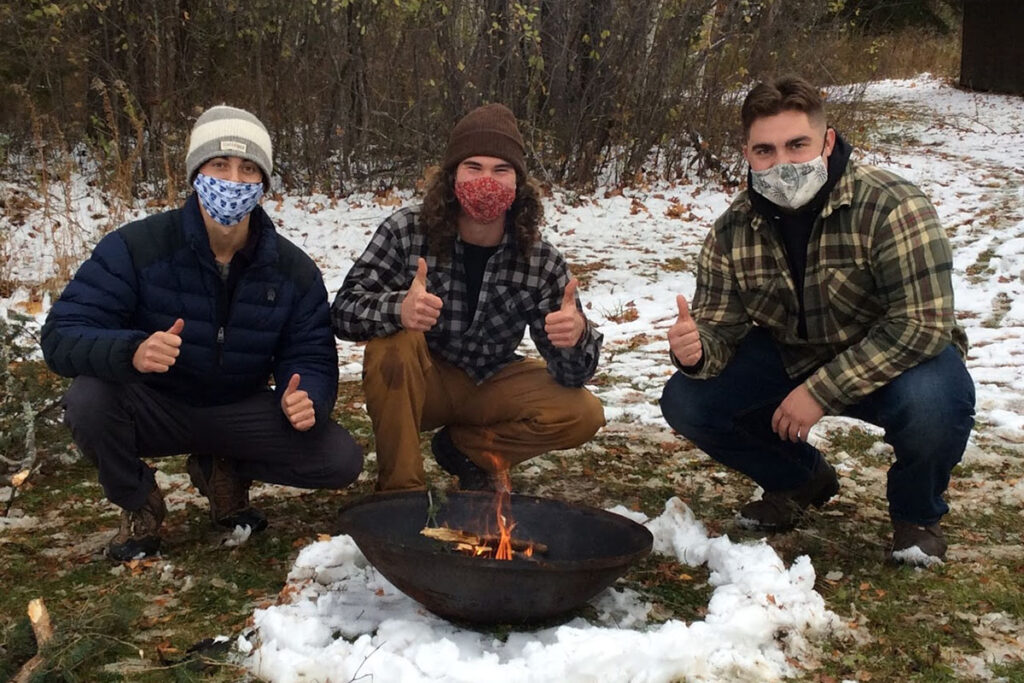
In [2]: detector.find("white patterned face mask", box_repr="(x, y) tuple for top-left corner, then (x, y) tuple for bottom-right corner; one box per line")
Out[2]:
(193, 172), (264, 226)
(750, 155), (828, 210)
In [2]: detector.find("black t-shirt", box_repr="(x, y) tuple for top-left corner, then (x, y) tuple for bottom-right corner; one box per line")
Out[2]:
(461, 242), (499, 321)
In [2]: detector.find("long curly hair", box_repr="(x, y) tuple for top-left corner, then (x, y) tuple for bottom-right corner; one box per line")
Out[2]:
(419, 167), (544, 262)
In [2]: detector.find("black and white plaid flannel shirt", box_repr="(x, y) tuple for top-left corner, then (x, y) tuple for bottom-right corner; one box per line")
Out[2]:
(332, 206), (602, 387)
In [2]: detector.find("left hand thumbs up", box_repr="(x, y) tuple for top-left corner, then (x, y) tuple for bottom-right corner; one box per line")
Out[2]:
(281, 373), (316, 432)
(544, 277), (586, 348)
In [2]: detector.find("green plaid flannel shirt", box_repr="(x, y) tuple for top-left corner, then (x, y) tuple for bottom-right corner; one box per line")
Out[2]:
(688, 161), (968, 414)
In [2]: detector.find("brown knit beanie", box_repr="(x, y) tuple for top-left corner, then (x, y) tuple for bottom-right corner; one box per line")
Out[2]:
(442, 103), (526, 178)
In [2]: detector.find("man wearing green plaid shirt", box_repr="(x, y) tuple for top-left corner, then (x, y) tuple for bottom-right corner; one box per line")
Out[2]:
(660, 76), (975, 566)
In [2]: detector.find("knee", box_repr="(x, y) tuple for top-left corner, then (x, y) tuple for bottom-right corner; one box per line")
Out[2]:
(573, 390), (605, 441)
(363, 330), (423, 367)
(63, 376), (123, 434)
(542, 389), (604, 448)
(660, 372), (711, 436)
(893, 398), (974, 459)
(889, 369), (975, 450)
(363, 330), (427, 393)
(321, 425), (365, 488)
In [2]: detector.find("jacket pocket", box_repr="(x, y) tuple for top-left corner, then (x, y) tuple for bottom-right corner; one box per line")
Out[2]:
(824, 267), (882, 331)
(736, 273), (789, 327)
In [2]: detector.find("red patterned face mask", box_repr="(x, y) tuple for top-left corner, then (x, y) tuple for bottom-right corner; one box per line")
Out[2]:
(454, 176), (516, 223)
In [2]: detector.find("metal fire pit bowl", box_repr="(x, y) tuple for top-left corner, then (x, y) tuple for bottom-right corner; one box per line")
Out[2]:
(337, 490), (653, 625)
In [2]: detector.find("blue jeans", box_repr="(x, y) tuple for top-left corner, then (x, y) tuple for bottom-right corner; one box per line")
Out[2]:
(659, 328), (975, 525)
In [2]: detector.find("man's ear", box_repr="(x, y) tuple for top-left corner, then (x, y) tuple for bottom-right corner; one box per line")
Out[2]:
(823, 127), (837, 158)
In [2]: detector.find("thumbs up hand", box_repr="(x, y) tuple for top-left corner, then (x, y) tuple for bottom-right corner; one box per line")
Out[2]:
(668, 294), (703, 367)
(544, 277), (587, 348)
(281, 373), (316, 431)
(132, 318), (184, 373)
(400, 257), (443, 331)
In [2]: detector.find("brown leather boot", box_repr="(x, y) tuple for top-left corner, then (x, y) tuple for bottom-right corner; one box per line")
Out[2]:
(187, 454), (267, 532)
(887, 520), (947, 566)
(737, 458), (839, 532)
(107, 484), (166, 561)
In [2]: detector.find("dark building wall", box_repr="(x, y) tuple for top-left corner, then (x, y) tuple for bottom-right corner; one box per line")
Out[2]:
(960, 0), (1024, 94)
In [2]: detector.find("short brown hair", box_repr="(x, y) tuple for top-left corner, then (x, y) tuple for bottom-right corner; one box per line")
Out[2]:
(741, 76), (825, 139)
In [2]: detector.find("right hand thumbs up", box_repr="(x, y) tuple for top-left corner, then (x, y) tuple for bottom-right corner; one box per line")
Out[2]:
(133, 318), (184, 373)
(413, 257), (428, 287)
(668, 294), (702, 367)
(400, 257), (443, 331)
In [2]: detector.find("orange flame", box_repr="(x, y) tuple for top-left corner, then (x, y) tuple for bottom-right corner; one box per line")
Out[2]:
(479, 449), (516, 561)
(494, 492), (514, 560)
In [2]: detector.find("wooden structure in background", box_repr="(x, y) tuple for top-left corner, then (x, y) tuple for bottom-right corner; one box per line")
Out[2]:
(960, 0), (1024, 94)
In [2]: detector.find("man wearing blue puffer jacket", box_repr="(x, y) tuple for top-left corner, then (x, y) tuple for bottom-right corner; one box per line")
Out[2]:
(42, 105), (363, 561)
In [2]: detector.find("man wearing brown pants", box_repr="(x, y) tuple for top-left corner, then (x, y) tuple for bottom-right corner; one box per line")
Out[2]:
(332, 104), (604, 491)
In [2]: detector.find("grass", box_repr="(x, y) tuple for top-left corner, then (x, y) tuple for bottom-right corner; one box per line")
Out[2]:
(3, 348), (1023, 680)
(0, 378), (380, 682)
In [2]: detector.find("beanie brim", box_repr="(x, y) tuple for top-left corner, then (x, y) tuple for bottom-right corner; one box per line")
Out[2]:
(442, 104), (526, 179)
(186, 107), (273, 189)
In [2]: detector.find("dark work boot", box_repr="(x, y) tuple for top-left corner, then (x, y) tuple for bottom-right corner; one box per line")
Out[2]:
(737, 458), (840, 532)
(887, 520), (947, 566)
(187, 454), (268, 532)
(108, 484), (166, 561)
(431, 427), (496, 491)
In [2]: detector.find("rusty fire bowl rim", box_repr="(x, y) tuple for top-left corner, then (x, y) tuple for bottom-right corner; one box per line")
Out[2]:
(336, 489), (655, 572)
(335, 490), (655, 624)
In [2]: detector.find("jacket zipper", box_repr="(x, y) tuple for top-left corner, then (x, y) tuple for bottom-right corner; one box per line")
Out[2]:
(215, 271), (229, 366)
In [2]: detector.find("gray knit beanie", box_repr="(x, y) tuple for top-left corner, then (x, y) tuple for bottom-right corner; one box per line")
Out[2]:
(185, 105), (273, 189)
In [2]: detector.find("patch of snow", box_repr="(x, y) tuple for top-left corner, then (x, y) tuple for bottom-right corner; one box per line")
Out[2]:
(243, 498), (842, 682)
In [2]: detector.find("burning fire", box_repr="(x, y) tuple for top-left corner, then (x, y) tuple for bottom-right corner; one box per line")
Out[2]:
(485, 455), (532, 561)
(420, 454), (543, 560)
(493, 467), (514, 560)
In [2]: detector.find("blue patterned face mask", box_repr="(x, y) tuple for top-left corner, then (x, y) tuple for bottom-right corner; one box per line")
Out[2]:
(193, 172), (264, 226)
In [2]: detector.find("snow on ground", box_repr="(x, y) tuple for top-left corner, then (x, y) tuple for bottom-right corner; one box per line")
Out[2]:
(244, 498), (840, 683)
(2, 75), (1022, 680)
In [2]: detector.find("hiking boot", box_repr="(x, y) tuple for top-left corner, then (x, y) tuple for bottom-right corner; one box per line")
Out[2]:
(108, 484), (166, 561)
(737, 459), (839, 532)
(431, 427), (496, 491)
(186, 454), (267, 532)
(887, 520), (947, 566)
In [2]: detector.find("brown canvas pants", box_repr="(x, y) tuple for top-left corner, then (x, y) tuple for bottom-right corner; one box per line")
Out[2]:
(363, 330), (605, 490)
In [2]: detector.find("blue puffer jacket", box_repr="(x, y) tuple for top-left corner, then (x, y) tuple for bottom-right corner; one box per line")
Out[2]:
(41, 194), (338, 423)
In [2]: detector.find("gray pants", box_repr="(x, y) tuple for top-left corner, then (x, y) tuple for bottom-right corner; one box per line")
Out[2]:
(62, 376), (363, 510)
